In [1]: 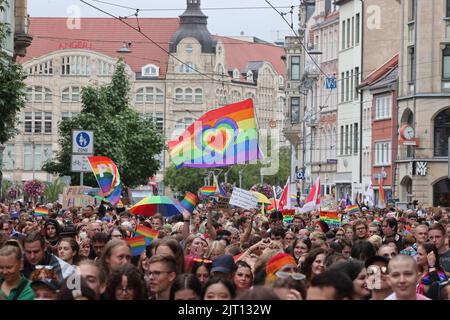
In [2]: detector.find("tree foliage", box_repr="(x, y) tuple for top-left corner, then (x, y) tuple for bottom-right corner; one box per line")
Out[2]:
(164, 147), (291, 193)
(0, 0), (27, 144)
(44, 59), (164, 188)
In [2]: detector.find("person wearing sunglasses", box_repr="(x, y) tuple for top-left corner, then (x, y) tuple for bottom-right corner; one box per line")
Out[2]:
(272, 274), (307, 300)
(364, 255), (392, 300)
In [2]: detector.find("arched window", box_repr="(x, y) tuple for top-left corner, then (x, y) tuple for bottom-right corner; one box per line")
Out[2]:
(26, 86), (52, 102)
(175, 118), (194, 130)
(174, 88), (201, 103)
(141, 64), (160, 77)
(175, 88), (184, 102)
(136, 87), (164, 103)
(247, 70), (254, 83)
(98, 60), (115, 76)
(61, 86), (80, 102)
(233, 69), (240, 81)
(433, 178), (450, 207)
(434, 108), (450, 157)
(194, 88), (203, 103)
(180, 62), (196, 73)
(185, 88), (193, 102)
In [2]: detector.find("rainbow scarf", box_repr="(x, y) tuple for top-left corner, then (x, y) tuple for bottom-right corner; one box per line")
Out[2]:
(126, 236), (146, 256)
(180, 192), (199, 213)
(320, 211), (341, 228)
(34, 207), (48, 217)
(87, 156), (122, 206)
(167, 99), (263, 168)
(345, 204), (360, 214)
(135, 225), (159, 246)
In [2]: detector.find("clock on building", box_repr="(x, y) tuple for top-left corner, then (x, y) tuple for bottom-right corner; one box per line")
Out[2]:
(400, 125), (415, 140)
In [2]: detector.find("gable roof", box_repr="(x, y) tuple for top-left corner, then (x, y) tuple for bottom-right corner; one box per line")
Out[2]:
(359, 54), (399, 88)
(21, 18), (285, 78)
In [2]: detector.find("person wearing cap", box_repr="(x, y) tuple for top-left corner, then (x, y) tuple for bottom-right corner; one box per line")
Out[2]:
(365, 255), (392, 300)
(30, 278), (59, 300)
(210, 254), (237, 280)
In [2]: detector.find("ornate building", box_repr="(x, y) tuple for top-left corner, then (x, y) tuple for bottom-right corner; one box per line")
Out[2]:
(4, 0), (286, 192)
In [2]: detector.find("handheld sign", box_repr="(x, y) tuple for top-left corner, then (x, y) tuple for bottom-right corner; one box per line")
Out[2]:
(229, 187), (259, 210)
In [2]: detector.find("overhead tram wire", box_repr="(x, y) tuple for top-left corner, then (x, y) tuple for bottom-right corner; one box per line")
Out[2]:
(79, 0), (227, 86)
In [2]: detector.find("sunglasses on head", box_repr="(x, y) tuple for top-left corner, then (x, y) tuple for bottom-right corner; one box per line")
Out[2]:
(275, 271), (306, 281)
(192, 258), (212, 264)
(35, 265), (54, 270)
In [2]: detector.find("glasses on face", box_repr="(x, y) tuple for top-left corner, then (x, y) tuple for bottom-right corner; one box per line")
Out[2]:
(35, 265), (54, 270)
(367, 265), (388, 276)
(275, 271), (306, 281)
(116, 287), (134, 293)
(356, 227), (366, 232)
(146, 270), (172, 278)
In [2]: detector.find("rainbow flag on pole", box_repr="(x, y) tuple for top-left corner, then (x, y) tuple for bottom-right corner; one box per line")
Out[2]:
(126, 236), (146, 256)
(135, 225), (159, 245)
(320, 211), (341, 229)
(34, 207), (48, 217)
(87, 156), (122, 206)
(345, 204), (360, 214)
(180, 192), (199, 213)
(199, 186), (217, 197)
(167, 99), (263, 168)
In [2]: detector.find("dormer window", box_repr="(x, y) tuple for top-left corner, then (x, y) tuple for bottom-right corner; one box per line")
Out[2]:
(247, 70), (254, 83)
(180, 62), (196, 73)
(233, 69), (240, 81)
(278, 75), (284, 87)
(186, 44), (193, 54)
(142, 64), (160, 77)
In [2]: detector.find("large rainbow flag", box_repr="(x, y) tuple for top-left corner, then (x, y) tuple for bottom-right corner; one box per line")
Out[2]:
(87, 156), (122, 206)
(167, 99), (263, 168)
(320, 211), (341, 229)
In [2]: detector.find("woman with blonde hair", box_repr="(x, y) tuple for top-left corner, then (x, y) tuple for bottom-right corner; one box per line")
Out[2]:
(207, 241), (226, 261)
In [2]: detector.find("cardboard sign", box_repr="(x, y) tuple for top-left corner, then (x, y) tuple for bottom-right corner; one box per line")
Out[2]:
(229, 187), (259, 210)
(217, 196), (230, 209)
(62, 186), (100, 209)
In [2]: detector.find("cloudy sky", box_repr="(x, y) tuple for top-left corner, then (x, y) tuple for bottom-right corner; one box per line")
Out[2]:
(28, 0), (299, 42)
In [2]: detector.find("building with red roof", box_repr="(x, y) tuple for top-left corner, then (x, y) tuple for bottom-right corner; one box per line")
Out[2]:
(4, 0), (287, 190)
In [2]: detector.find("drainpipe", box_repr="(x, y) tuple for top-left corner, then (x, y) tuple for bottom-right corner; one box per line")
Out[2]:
(359, 0), (365, 187)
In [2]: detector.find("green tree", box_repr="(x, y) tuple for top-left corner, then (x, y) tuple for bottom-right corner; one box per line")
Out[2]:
(164, 166), (208, 195)
(43, 178), (65, 203)
(44, 59), (164, 188)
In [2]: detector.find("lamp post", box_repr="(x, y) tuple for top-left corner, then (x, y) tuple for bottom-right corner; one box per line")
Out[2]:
(0, 144), (5, 200)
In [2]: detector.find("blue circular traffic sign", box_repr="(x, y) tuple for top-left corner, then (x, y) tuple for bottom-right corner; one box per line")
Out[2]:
(76, 132), (90, 148)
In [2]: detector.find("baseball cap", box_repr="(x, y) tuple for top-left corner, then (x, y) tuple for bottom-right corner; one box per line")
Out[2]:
(211, 254), (236, 274)
(364, 255), (389, 268)
(31, 279), (60, 293)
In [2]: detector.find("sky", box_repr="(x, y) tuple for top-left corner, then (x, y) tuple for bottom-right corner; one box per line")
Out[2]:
(28, 0), (299, 43)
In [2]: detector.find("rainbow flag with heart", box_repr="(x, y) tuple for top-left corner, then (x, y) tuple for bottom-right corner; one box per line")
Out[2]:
(320, 211), (341, 229)
(167, 99), (263, 168)
(87, 156), (122, 206)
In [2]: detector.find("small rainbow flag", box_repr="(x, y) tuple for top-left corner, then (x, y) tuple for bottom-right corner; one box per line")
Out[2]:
(290, 194), (298, 205)
(345, 204), (360, 214)
(199, 186), (217, 196)
(135, 225), (159, 245)
(180, 192), (199, 213)
(320, 211), (341, 228)
(34, 208), (48, 217)
(281, 209), (295, 223)
(127, 236), (146, 256)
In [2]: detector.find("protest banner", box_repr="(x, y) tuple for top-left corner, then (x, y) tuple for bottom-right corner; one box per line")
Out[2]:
(62, 186), (101, 208)
(229, 187), (259, 210)
(217, 196), (230, 209)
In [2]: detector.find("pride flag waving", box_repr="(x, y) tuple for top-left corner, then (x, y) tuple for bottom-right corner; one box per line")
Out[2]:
(167, 99), (263, 168)
(87, 156), (122, 206)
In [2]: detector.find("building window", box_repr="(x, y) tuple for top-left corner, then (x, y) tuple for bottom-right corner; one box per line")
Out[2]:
(355, 67), (360, 99)
(447, 0), (450, 17)
(346, 18), (351, 48)
(24, 112), (52, 134)
(61, 86), (81, 103)
(141, 113), (164, 132)
(345, 71), (350, 101)
(233, 69), (240, 80)
(408, 46), (415, 83)
(340, 72), (345, 102)
(340, 125), (344, 155)
(345, 125), (349, 155)
(408, 0), (416, 21)
(434, 108), (450, 157)
(247, 70), (254, 83)
(354, 122), (358, 154)
(180, 62), (196, 73)
(98, 60), (115, 76)
(45, 112), (52, 133)
(374, 141), (391, 165)
(27, 59), (53, 75)
(290, 56), (300, 80)
(135, 87), (164, 104)
(443, 45), (450, 80)
(375, 95), (392, 120)
(290, 97), (300, 124)
(350, 69), (354, 101)
(61, 56), (90, 75)
(355, 14), (360, 45)
(342, 20), (346, 49)
(23, 144), (52, 171)
(174, 88), (201, 103)
(26, 86), (52, 102)
(2, 144), (14, 170)
(34, 112), (42, 133)
(24, 112), (32, 133)
(351, 16), (354, 47)
(175, 117), (194, 130)
(141, 64), (159, 77)
(195, 89), (203, 103)
(61, 112), (78, 121)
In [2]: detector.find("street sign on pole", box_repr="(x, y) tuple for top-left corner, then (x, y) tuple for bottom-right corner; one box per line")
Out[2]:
(71, 155), (91, 172)
(72, 130), (94, 154)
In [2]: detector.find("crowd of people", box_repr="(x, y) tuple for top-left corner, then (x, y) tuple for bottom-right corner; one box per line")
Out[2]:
(1, 199), (450, 300)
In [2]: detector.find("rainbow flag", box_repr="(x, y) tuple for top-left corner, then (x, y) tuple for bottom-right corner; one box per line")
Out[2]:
(290, 194), (298, 205)
(199, 186), (217, 197)
(345, 204), (360, 214)
(135, 225), (159, 245)
(167, 99), (263, 168)
(213, 175), (226, 196)
(180, 192), (199, 213)
(126, 236), (146, 256)
(281, 209), (295, 223)
(320, 211), (341, 228)
(87, 156), (122, 206)
(34, 207), (48, 217)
